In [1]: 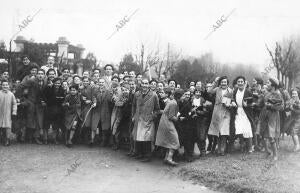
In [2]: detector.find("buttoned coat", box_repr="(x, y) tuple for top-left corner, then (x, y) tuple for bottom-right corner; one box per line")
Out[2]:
(132, 90), (160, 142)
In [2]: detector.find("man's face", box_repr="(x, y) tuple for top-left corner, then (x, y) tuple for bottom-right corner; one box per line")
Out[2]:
(2, 72), (9, 79)
(184, 92), (191, 100)
(105, 66), (113, 76)
(124, 71), (128, 76)
(137, 75), (142, 81)
(129, 71), (135, 78)
(73, 77), (81, 85)
(169, 81), (176, 89)
(190, 86), (195, 93)
(129, 81), (136, 91)
(62, 82), (68, 89)
(37, 71), (45, 80)
(83, 71), (90, 77)
(237, 78), (245, 90)
(141, 79), (149, 92)
(23, 57), (30, 65)
(195, 90), (201, 97)
(93, 73), (100, 81)
(98, 79), (105, 88)
(190, 82), (195, 87)
(47, 57), (55, 66)
(47, 71), (56, 81)
(112, 78), (119, 84)
(93, 70), (100, 74)
(70, 88), (77, 95)
(196, 81), (202, 88)
(54, 80), (61, 89)
(122, 87), (130, 95)
(30, 68), (38, 76)
(157, 83), (164, 91)
(63, 69), (70, 77)
(2, 82), (9, 90)
(119, 73), (124, 79)
(82, 78), (90, 87)
(206, 83), (212, 91)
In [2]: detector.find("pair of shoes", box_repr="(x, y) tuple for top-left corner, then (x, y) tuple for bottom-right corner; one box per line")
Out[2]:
(165, 159), (178, 166)
(34, 138), (43, 145)
(66, 140), (73, 148)
(4, 139), (10, 146)
(134, 155), (144, 160)
(127, 151), (135, 157)
(293, 146), (300, 152)
(140, 157), (151, 162)
(184, 156), (194, 162)
(112, 145), (119, 151)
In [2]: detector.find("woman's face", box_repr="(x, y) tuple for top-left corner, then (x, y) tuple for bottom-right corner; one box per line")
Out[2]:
(150, 81), (157, 91)
(237, 78), (245, 90)
(266, 80), (272, 91)
(220, 79), (228, 89)
(252, 79), (257, 86)
(292, 91), (299, 99)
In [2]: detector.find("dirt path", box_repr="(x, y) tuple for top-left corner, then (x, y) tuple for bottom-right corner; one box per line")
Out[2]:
(0, 144), (217, 193)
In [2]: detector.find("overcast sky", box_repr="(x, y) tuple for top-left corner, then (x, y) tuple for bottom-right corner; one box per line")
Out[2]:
(0, 0), (299, 71)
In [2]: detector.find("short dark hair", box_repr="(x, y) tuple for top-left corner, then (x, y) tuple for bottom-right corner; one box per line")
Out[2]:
(53, 77), (62, 83)
(38, 69), (45, 74)
(46, 68), (56, 76)
(69, 84), (79, 90)
(73, 74), (81, 81)
(62, 67), (70, 72)
(218, 76), (229, 86)
(104, 64), (114, 71)
(111, 76), (120, 82)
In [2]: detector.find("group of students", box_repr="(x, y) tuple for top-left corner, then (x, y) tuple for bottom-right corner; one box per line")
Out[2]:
(0, 55), (299, 166)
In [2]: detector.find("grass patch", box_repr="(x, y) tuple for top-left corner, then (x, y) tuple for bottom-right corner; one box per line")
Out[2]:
(179, 139), (300, 193)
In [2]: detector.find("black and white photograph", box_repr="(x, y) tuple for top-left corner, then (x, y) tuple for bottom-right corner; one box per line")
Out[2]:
(0, 0), (300, 192)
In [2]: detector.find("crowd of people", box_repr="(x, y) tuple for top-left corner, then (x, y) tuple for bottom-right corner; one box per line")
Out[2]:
(0, 54), (299, 166)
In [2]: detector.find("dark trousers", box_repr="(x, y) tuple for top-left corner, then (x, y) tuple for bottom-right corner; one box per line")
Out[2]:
(180, 120), (194, 158)
(207, 135), (218, 152)
(218, 135), (228, 154)
(193, 117), (207, 154)
(136, 141), (152, 158)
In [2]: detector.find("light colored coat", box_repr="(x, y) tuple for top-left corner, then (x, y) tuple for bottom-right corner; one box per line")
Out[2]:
(132, 90), (160, 142)
(208, 87), (233, 136)
(0, 90), (17, 128)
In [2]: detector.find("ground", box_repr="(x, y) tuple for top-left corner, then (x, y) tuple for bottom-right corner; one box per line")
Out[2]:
(0, 144), (216, 193)
(0, 138), (299, 193)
